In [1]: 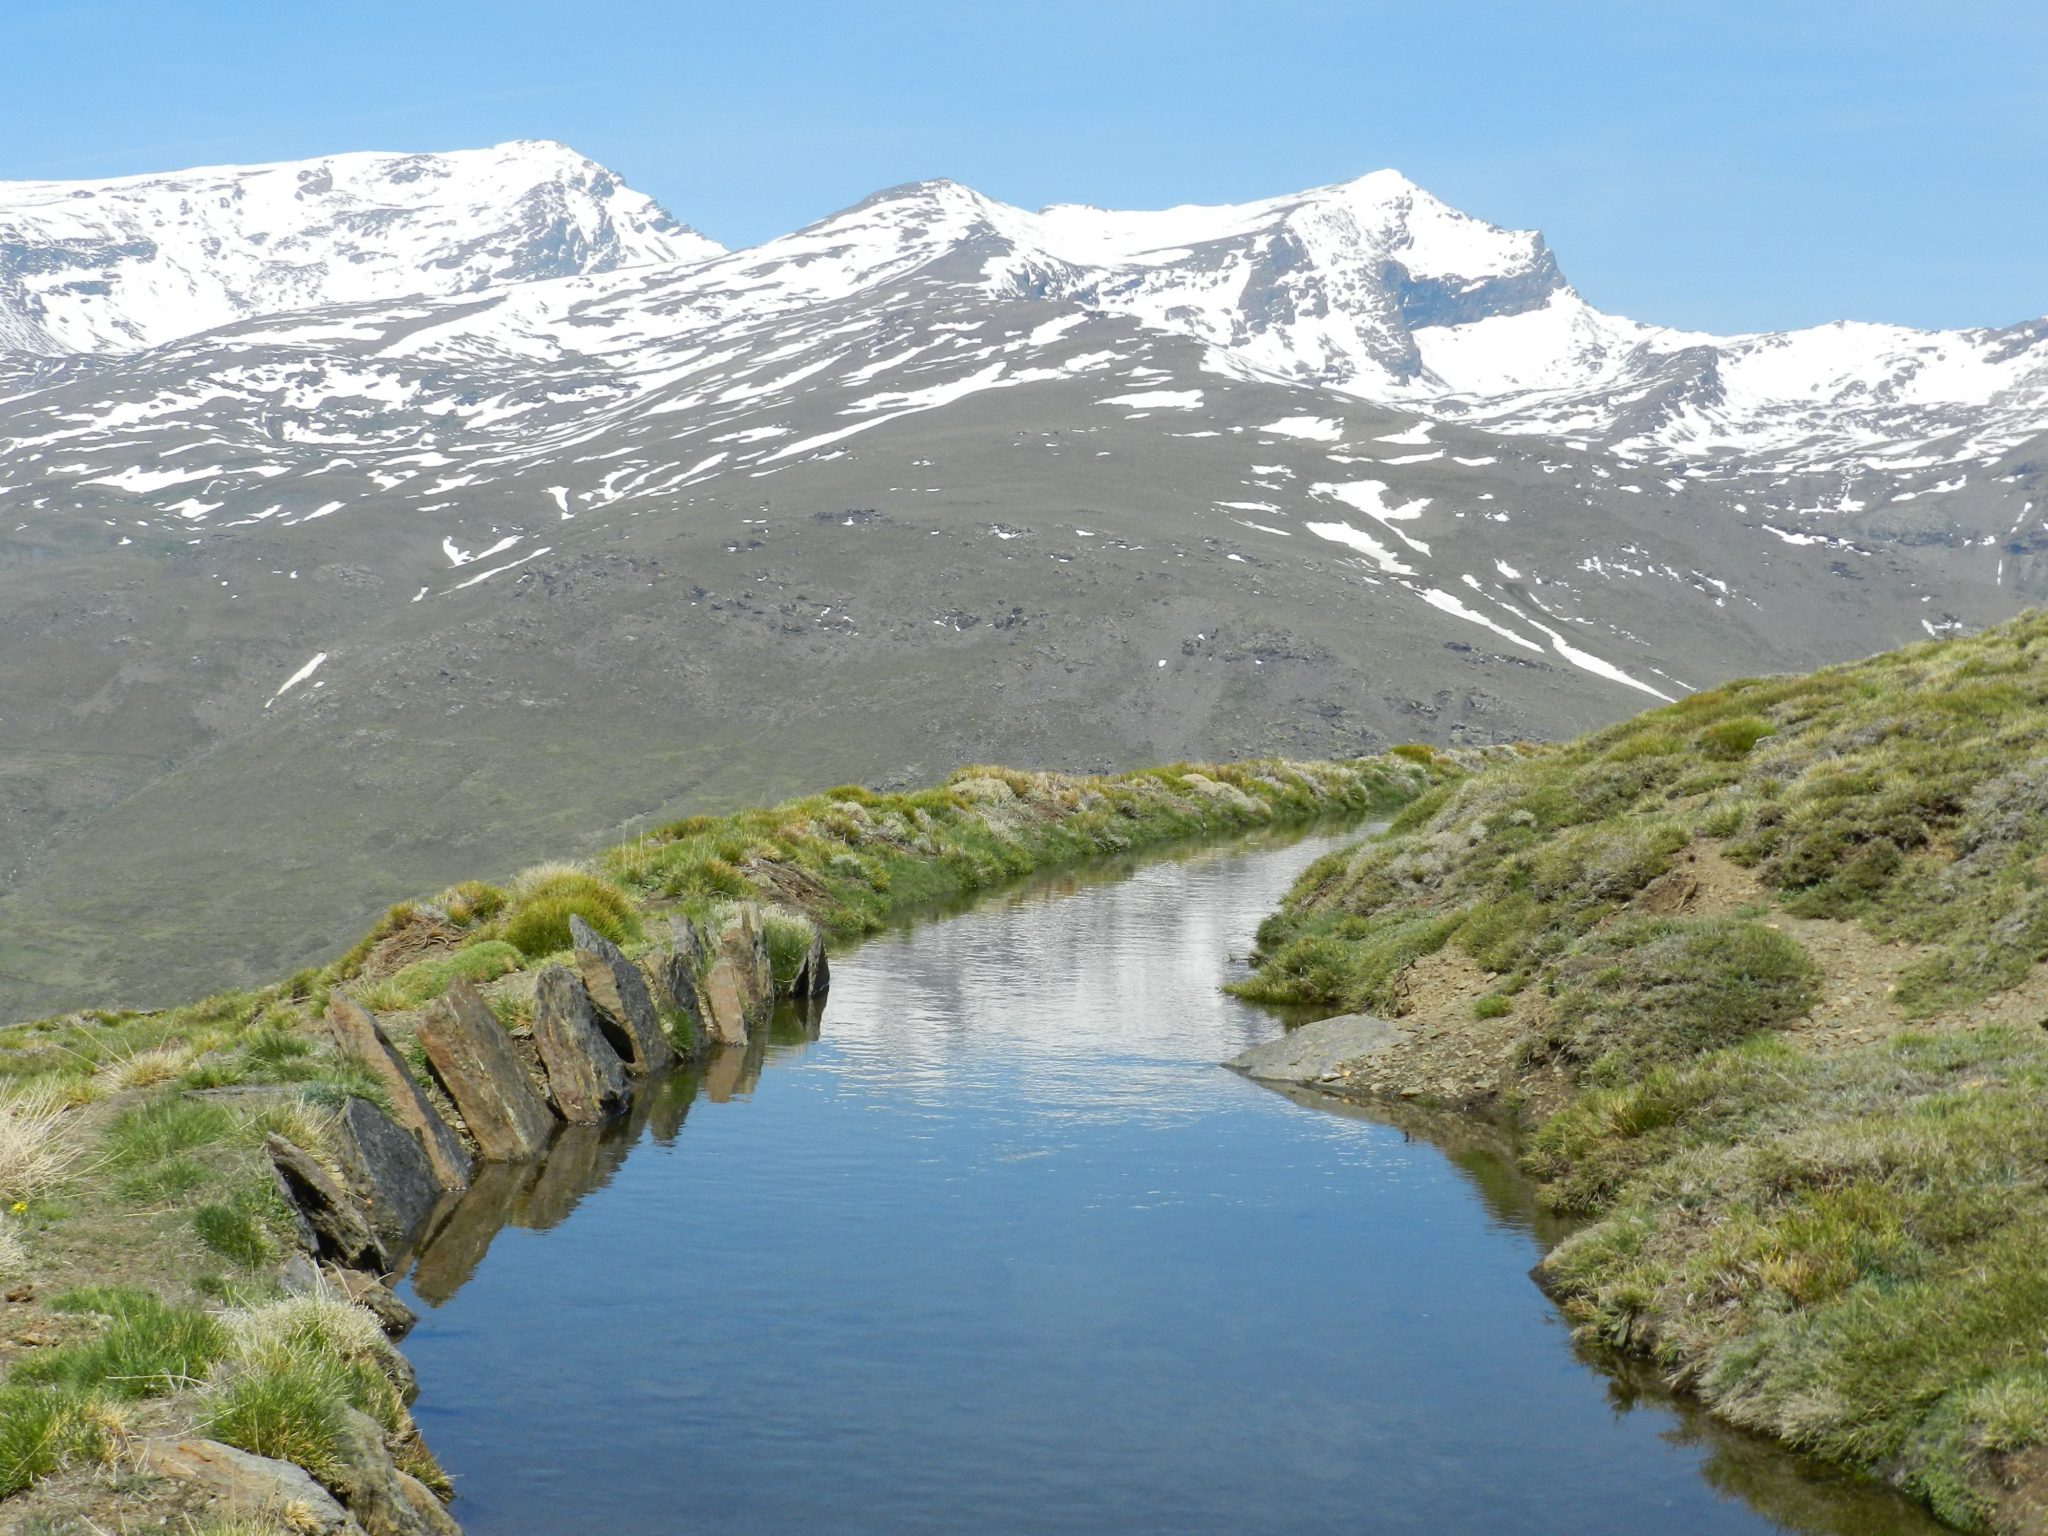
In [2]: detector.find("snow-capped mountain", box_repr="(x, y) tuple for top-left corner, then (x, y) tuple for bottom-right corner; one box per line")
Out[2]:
(1, 143), (2041, 1018)
(0, 140), (719, 354)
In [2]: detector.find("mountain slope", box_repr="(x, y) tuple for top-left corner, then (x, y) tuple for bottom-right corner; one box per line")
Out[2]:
(0, 145), (2042, 1019)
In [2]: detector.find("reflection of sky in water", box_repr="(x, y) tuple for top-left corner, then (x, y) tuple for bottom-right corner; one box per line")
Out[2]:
(399, 831), (1942, 1536)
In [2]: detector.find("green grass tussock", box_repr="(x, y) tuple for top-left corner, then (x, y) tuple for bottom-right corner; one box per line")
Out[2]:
(100, 1097), (238, 1169)
(759, 908), (819, 989)
(499, 866), (642, 958)
(201, 1292), (416, 1481)
(0, 1384), (103, 1498)
(21, 1288), (227, 1400)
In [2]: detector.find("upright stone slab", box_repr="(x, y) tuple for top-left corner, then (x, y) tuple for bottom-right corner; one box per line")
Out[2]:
(329, 1407), (462, 1536)
(716, 903), (775, 1031)
(790, 930), (831, 998)
(570, 915), (673, 1074)
(645, 916), (712, 1056)
(332, 1096), (445, 1254)
(416, 981), (555, 1161)
(530, 964), (631, 1122)
(699, 954), (751, 1047)
(325, 992), (472, 1193)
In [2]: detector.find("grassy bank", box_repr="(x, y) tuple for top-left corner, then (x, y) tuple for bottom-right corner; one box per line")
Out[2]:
(1237, 612), (2048, 1530)
(0, 754), (1439, 1528)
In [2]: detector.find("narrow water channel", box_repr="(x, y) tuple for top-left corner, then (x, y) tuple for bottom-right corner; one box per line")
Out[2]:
(397, 827), (1941, 1536)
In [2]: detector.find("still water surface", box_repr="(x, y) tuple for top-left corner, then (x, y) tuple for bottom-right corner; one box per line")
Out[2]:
(398, 828), (1940, 1536)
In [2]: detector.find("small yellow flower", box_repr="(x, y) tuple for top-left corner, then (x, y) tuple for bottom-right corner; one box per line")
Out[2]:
(9, 1202), (26, 1215)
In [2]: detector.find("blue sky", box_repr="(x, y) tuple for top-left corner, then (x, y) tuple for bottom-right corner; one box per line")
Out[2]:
(7, 1), (2042, 334)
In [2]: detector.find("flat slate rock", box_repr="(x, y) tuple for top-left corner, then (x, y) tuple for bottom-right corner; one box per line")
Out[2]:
(700, 954), (751, 1047)
(1226, 1013), (1405, 1085)
(647, 924), (711, 1057)
(138, 1438), (363, 1535)
(266, 1134), (385, 1270)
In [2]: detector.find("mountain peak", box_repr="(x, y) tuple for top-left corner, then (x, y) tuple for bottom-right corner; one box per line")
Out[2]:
(0, 142), (719, 354)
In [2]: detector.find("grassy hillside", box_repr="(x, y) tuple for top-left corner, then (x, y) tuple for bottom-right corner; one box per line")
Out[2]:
(0, 755), (1432, 1526)
(1240, 612), (2048, 1530)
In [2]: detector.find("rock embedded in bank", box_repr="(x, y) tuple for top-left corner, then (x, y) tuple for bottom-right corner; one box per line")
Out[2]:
(695, 903), (778, 1046)
(267, 1134), (387, 1270)
(1226, 1013), (1406, 1085)
(722, 904), (776, 1025)
(417, 981), (556, 1160)
(314, 1261), (418, 1339)
(646, 915), (713, 1050)
(332, 1095), (447, 1254)
(138, 1438), (364, 1535)
(328, 1406), (462, 1536)
(531, 963), (632, 1121)
(571, 914), (674, 1073)
(790, 928), (830, 998)
(326, 992), (473, 1192)
(700, 955), (752, 1047)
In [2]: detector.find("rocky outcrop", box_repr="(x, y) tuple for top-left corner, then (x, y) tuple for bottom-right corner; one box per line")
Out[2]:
(570, 915), (673, 1074)
(267, 1135), (386, 1270)
(416, 981), (555, 1160)
(332, 1096), (446, 1255)
(530, 964), (631, 1121)
(326, 993), (473, 1192)
(722, 904), (776, 1022)
(138, 1437), (365, 1534)
(1226, 1014), (1405, 1085)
